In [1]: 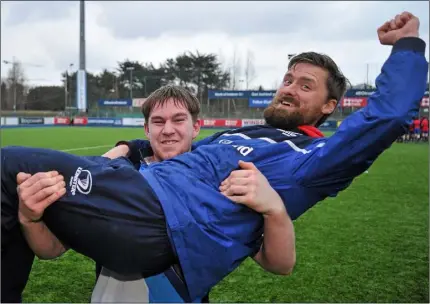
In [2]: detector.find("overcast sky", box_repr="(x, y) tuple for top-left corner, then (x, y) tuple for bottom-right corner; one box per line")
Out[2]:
(1, 1), (429, 91)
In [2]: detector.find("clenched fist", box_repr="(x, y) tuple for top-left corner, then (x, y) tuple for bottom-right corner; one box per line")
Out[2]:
(378, 11), (419, 46)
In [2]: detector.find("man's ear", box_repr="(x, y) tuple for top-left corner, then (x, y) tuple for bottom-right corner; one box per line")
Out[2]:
(192, 120), (201, 140)
(322, 98), (338, 115)
(144, 123), (150, 139)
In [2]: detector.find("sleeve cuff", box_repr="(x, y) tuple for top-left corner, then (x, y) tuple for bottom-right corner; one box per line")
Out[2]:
(114, 140), (140, 167)
(392, 37), (426, 55)
(115, 140), (132, 149)
(114, 140), (154, 168)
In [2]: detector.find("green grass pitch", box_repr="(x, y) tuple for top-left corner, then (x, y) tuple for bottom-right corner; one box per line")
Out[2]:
(1, 127), (428, 303)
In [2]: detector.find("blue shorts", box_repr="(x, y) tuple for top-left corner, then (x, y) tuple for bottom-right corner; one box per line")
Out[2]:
(1, 146), (175, 277)
(414, 128), (420, 134)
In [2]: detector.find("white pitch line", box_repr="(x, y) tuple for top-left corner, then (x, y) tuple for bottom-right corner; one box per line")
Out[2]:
(60, 145), (112, 152)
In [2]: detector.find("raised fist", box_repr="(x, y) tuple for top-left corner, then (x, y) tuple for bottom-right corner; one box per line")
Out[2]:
(377, 11), (419, 46)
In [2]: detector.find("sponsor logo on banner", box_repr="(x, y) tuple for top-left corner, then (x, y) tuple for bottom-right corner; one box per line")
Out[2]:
(98, 99), (132, 107)
(248, 97), (273, 108)
(199, 119), (242, 128)
(54, 117), (71, 125)
(73, 117), (88, 125)
(201, 119), (216, 126)
(19, 117), (44, 124)
(344, 89), (375, 97)
(87, 118), (122, 126)
(123, 118), (145, 126)
(225, 120), (241, 127)
(242, 119), (265, 126)
(209, 91), (247, 99)
(421, 97), (429, 107)
(341, 97), (367, 107)
(132, 98), (147, 108)
(208, 90), (276, 99)
(249, 91), (276, 97)
(353, 90), (374, 96)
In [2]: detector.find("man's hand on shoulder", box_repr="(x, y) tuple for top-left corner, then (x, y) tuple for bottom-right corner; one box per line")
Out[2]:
(103, 144), (130, 160)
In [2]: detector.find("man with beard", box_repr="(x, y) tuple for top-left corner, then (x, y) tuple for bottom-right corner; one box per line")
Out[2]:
(1, 11), (428, 301)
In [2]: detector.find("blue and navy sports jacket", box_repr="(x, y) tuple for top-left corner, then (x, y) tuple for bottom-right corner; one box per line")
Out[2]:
(138, 162), (206, 303)
(127, 37), (428, 300)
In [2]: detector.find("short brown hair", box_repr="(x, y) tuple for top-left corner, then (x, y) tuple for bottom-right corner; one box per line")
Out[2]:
(288, 52), (349, 126)
(142, 85), (201, 122)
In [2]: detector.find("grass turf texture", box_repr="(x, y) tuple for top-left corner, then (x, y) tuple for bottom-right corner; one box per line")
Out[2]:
(1, 127), (428, 303)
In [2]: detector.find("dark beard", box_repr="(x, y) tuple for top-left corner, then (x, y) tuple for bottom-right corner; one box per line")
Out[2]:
(263, 103), (305, 130)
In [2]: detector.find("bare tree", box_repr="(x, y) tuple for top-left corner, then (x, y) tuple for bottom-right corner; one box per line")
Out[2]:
(1, 78), (8, 110)
(230, 47), (242, 90)
(244, 50), (256, 90)
(217, 48), (228, 75)
(225, 47), (243, 116)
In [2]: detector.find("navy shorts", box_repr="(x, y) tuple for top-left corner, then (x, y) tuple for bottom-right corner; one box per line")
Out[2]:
(1, 146), (175, 277)
(1, 224), (35, 303)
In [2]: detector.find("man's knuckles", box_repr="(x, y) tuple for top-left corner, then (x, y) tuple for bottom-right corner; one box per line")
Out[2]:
(34, 177), (61, 190)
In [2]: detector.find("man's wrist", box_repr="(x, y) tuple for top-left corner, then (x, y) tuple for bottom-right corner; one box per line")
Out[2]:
(397, 32), (419, 41)
(263, 200), (288, 219)
(20, 217), (43, 226)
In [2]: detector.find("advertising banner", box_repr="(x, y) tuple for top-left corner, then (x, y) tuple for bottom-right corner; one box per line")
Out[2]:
(248, 97), (273, 108)
(340, 97), (367, 107)
(19, 117), (44, 125)
(73, 117), (88, 125)
(5, 117), (19, 126)
(44, 117), (55, 125)
(242, 119), (266, 126)
(132, 98), (147, 108)
(344, 89), (375, 97)
(54, 117), (71, 125)
(208, 90), (248, 99)
(98, 99), (132, 107)
(122, 118), (145, 126)
(87, 118), (122, 126)
(199, 119), (242, 128)
(341, 89), (429, 108)
(208, 90), (276, 100)
(76, 70), (87, 111)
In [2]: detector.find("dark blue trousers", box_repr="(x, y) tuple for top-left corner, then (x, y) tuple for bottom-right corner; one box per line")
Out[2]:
(1, 146), (175, 302)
